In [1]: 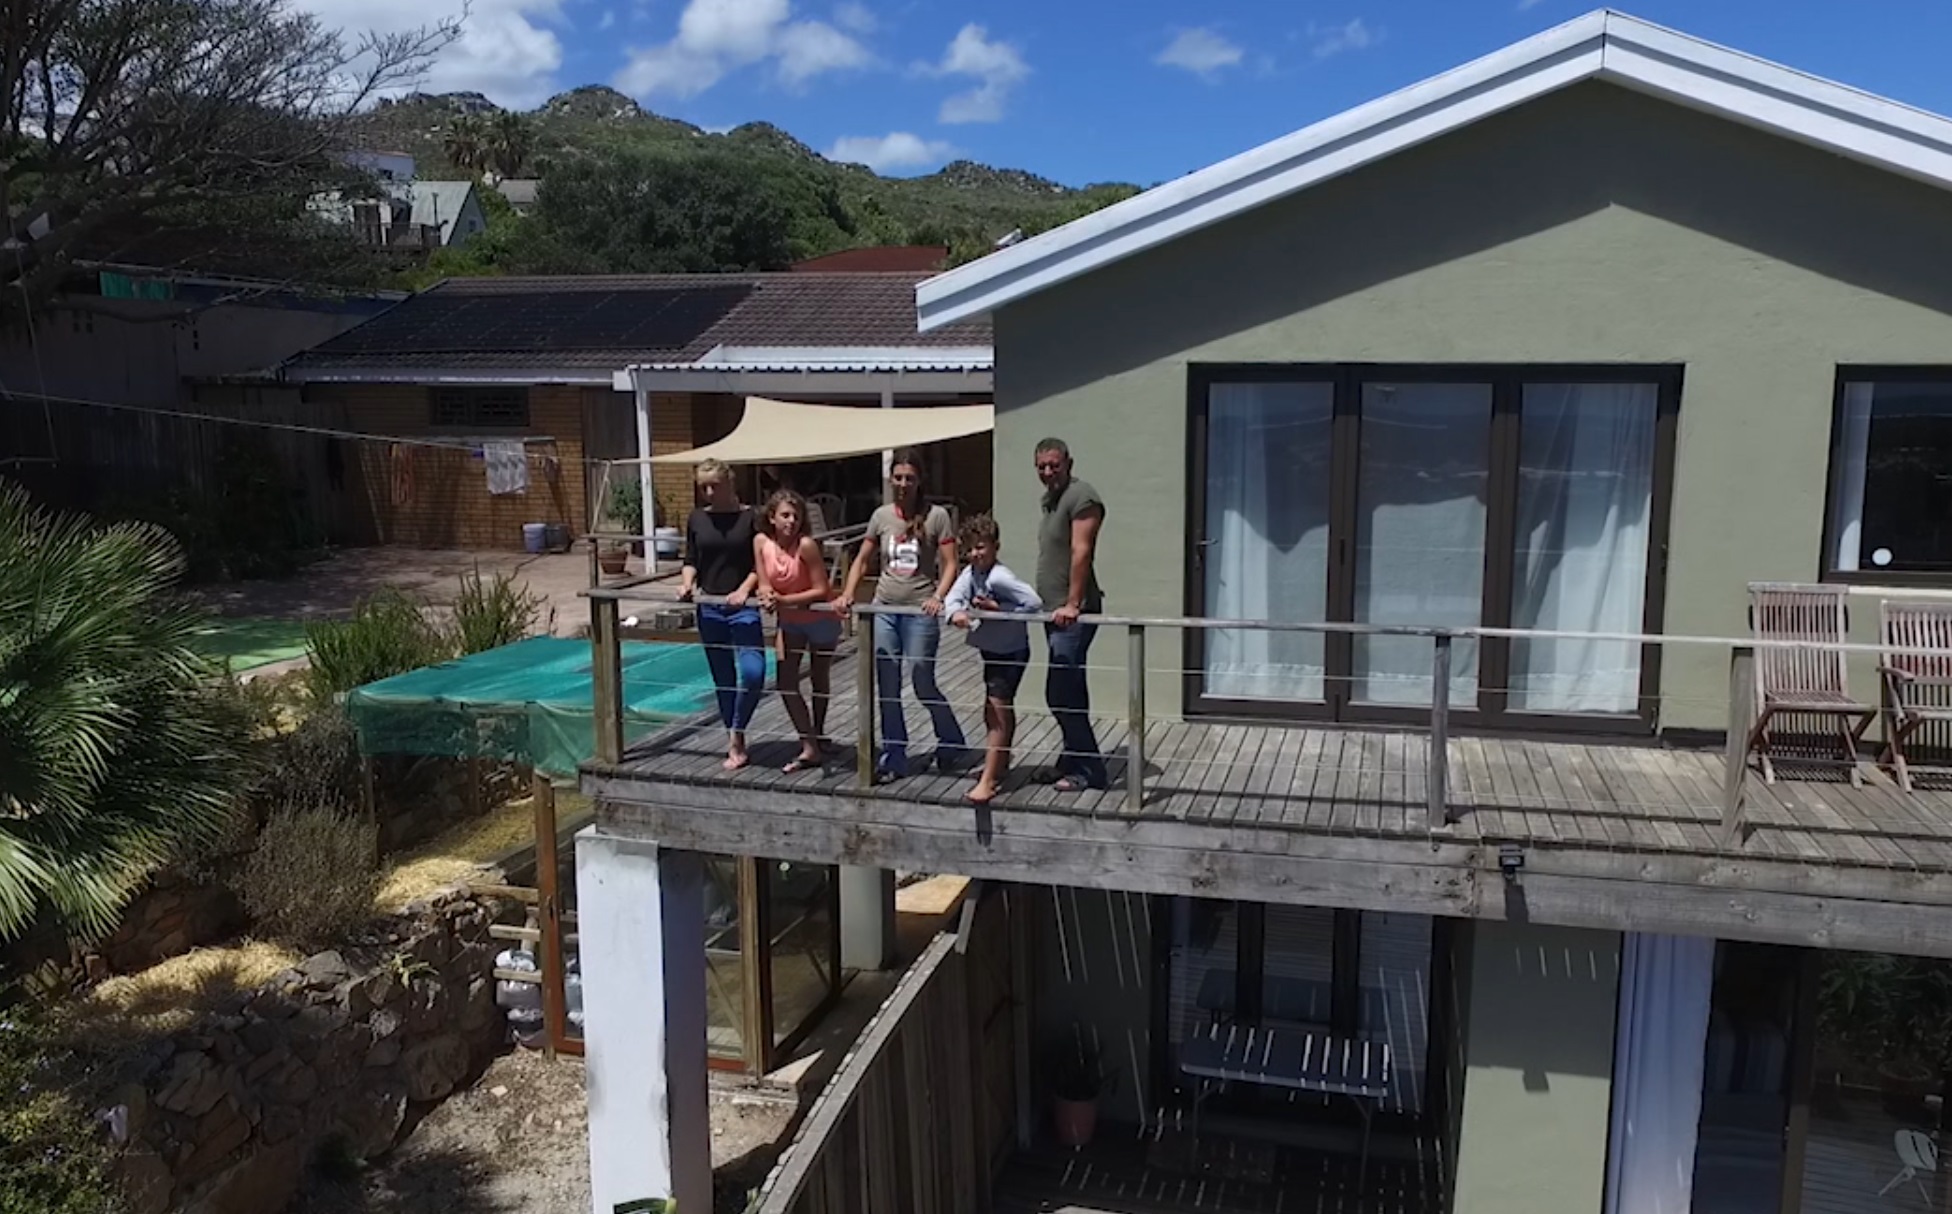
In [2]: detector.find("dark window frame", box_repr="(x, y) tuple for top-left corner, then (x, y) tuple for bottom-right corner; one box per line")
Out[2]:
(429, 385), (531, 430)
(1819, 366), (1952, 586)
(1184, 363), (1682, 736)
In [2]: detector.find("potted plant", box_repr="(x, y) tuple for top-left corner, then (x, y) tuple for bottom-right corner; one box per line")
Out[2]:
(1047, 1033), (1113, 1148)
(607, 477), (645, 556)
(596, 540), (629, 577)
(1819, 953), (1952, 1122)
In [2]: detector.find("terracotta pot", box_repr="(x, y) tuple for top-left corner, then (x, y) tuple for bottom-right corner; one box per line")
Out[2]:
(598, 549), (629, 576)
(1052, 1096), (1098, 1148)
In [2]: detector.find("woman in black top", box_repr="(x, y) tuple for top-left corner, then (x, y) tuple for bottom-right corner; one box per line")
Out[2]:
(677, 459), (765, 770)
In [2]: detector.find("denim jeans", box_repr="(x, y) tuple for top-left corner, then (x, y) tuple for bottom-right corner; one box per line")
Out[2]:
(872, 610), (967, 775)
(1044, 620), (1106, 788)
(697, 603), (766, 732)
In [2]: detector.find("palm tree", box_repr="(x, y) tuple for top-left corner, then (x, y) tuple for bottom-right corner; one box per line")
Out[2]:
(485, 112), (535, 179)
(442, 115), (488, 173)
(0, 485), (249, 941)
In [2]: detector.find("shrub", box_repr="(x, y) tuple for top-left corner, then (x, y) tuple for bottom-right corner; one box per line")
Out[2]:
(254, 706), (364, 817)
(306, 591), (453, 699)
(0, 1015), (124, 1214)
(450, 566), (543, 655)
(235, 806), (380, 944)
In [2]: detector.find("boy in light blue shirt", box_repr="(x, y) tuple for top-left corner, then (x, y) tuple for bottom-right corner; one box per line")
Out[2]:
(945, 514), (1042, 805)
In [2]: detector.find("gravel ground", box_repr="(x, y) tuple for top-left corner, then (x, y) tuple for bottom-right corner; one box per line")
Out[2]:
(290, 1048), (798, 1214)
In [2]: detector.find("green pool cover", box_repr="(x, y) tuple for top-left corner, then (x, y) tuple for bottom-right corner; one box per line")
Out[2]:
(346, 636), (761, 777)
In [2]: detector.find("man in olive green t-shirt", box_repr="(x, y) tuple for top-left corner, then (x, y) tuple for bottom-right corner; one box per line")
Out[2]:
(1034, 438), (1107, 791)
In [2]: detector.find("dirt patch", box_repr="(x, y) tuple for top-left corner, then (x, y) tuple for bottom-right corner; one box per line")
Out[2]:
(291, 1049), (799, 1214)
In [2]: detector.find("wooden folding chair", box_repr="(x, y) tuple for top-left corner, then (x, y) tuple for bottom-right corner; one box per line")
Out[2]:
(1878, 600), (1952, 792)
(1747, 583), (1875, 784)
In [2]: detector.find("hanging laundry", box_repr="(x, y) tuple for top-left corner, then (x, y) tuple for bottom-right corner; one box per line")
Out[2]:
(484, 439), (529, 495)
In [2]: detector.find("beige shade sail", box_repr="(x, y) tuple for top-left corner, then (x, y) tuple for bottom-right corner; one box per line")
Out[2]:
(640, 397), (993, 465)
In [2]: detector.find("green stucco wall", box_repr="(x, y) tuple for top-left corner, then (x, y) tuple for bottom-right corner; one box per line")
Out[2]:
(990, 82), (1952, 725)
(1450, 921), (1621, 1214)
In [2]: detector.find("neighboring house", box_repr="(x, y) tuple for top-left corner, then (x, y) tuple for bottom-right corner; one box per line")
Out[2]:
(409, 180), (487, 248)
(493, 178), (539, 214)
(315, 179), (487, 251)
(279, 271), (993, 550)
(576, 12), (1952, 1214)
(0, 264), (401, 527)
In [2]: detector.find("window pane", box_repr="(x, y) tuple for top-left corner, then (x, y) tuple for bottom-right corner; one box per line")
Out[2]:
(1690, 942), (1797, 1214)
(766, 860), (836, 1049)
(1792, 950), (1952, 1214)
(1203, 382), (1333, 701)
(1167, 899), (1241, 1049)
(1831, 380), (1952, 573)
(702, 855), (745, 1059)
(1353, 382), (1490, 706)
(1360, 912), (1432, 1118)
(1509, 383), (1658, 713)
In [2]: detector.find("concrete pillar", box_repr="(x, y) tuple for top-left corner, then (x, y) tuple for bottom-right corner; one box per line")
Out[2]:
(839, 864), (897, 971)
(576, 829), (711, 1214)
(1451, 921), (1622, 1214)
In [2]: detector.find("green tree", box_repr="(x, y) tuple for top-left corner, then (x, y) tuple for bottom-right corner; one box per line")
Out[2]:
(485, 111), (535, 178)
(0, 0), (457, 319)
(442, 114), (489, 173)
(0, 484), (250, 941)
(526, 145), (797, 272)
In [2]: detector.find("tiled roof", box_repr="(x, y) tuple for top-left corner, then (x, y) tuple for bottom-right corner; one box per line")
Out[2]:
(285, 271), (989, 379)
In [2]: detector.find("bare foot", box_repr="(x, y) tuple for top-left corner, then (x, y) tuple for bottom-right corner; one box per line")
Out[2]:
(723, 749), (750, 771)
(965, 783), (998, 806)
(783, 751), (820, 774)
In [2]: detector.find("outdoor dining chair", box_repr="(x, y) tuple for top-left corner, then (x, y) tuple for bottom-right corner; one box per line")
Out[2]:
(1878, 600), (1952, 792)
(1746, 583), (1876, 785)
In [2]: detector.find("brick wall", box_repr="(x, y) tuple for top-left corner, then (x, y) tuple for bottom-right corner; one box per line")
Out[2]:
(322, 384), (589, 550)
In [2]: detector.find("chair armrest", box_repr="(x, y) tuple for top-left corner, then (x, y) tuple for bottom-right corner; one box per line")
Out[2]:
(1882, 667), (1952, 687)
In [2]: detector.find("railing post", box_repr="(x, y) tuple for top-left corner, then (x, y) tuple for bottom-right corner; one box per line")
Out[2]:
(1427, 634), (1452, 829)
(1127, 624), (1147, 812)
(1722, 644), (1756, 846)
(856, 609), (876, 789)
(590, 593), (624, 764)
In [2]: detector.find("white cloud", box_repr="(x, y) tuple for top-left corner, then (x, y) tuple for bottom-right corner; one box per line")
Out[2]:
(924, 24), (1028, 124)
(598, 8), (616, 29)
(1517, 0), (1550, 8)
(1155, 27), (1243, 78)
(828, 131), (955, 172)
(290, 0), (567, 109)
(1311, 17), (1380, 59)
(833, 1), (875, 34)
(614, 0), (873, 98)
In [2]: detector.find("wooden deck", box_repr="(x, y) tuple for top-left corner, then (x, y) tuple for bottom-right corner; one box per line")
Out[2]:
(584, 640), (1952, 956)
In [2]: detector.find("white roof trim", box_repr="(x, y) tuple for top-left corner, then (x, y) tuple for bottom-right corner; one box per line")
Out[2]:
(917, 8), (1952, 330)
(624, 344), (994, 373)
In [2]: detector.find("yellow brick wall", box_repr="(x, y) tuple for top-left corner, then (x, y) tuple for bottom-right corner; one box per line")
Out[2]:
(327, 384), (590, 550)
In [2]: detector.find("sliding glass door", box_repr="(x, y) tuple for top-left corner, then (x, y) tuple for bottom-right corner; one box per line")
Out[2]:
(1190, 365), (1677, 730)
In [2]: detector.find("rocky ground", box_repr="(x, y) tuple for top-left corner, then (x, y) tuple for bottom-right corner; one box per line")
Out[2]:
(289, 1048), (798, 1214)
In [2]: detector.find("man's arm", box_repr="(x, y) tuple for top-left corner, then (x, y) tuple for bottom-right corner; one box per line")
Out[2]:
(1064, 505), (1104, 610)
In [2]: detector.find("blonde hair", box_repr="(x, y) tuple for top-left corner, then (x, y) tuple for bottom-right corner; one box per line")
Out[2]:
(695, 458), (733, 484)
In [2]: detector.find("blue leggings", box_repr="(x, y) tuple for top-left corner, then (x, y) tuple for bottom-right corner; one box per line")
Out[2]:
(697, 603), (766, 732)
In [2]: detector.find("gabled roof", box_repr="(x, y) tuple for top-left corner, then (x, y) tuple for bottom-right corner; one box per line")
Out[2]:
(285, 271), (991, 383)
(917, 8), (1952, 330)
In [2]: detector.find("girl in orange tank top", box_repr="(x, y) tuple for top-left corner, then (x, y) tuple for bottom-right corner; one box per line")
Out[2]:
(754, 490), (840, 771)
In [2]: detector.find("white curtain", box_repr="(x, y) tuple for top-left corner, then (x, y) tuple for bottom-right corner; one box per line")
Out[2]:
(1353, 382), (1491, 706)
(1827, 381), (1875, 573)
(1204, 382), (1333, 700)
(1605, 932), (1717, 1214)
(1508, 383), (1658, 713)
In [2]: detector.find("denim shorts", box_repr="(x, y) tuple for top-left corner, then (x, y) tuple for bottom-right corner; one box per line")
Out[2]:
(780, 617), (842, 650)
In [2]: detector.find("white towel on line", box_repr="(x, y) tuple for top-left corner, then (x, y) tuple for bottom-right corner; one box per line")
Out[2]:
(484, 440), (529, 495)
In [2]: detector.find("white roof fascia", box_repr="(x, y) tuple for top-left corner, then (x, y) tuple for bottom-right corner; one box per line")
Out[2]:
(621, 367), (993, 395)
(687, 344), (993, 371)
(917, 9), (1952, 330)
(283, 367), (615, 386)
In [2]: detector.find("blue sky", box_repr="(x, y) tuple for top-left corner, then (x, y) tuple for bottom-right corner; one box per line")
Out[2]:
(305, 0), (1952, 184)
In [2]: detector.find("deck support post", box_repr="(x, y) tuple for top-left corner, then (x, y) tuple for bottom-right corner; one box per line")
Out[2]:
(1722, 645), (1756, 846)
(1127, 625), (1147, 812)
(856, 622), (876, 789)
(1428, 634), (1452, 829)
(591, 593), (624, 765)
(575, 831), (711, 1214)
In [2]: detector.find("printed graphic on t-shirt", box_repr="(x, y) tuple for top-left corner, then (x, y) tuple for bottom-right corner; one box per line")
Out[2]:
(885, 533), (922, 578)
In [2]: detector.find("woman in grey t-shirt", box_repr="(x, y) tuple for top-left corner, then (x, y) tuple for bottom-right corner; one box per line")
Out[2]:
(839, 449), (969, 780)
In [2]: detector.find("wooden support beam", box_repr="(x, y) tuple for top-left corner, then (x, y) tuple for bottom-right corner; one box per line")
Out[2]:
(1127, 625), (1147, 813)
(1723, 644), (1756, 846)
(590, 594), (625, 764)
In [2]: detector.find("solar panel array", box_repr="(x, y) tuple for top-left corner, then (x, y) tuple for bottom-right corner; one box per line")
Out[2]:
(320, 284), (756, 355)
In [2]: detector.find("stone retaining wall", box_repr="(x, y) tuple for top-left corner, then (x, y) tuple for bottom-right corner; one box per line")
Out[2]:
(103, 893), (511, 1214)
